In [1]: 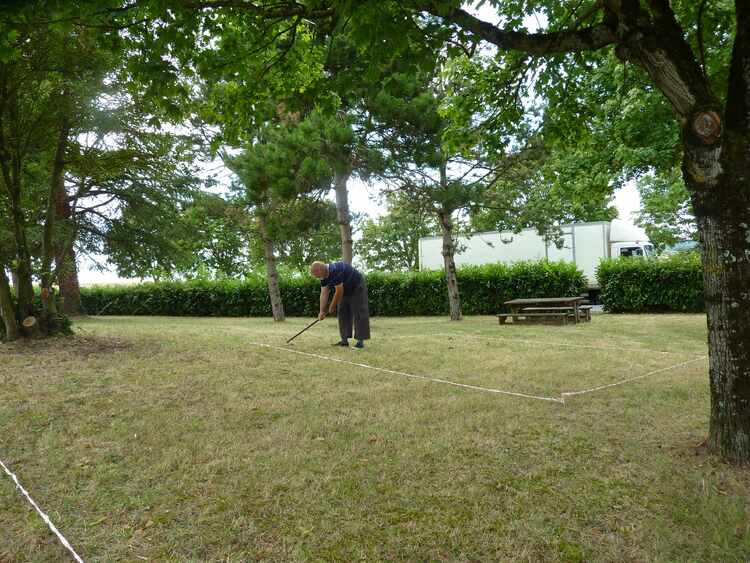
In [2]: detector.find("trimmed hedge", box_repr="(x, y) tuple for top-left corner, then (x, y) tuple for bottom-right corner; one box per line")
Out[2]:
(80, 261), (587, 317)
(597, 254), (704, 313)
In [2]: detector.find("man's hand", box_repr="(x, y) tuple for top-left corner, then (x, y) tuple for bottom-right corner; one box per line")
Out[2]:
(328, 304), (336, 315)
(318, 311), (327, 321)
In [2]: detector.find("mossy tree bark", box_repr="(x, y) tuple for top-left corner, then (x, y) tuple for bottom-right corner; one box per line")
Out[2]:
(257, 213), (285, 322)
(333, 164), (354, 265)
(438, 208), (462, 322)
(55, 181), (81, 315)
(0, 266), (18, 341)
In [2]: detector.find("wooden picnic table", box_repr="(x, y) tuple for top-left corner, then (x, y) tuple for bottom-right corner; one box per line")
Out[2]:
(500, 296), (588, 325)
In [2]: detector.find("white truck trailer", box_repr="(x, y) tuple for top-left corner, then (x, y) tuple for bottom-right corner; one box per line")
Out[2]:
(418, 220), (654, 290)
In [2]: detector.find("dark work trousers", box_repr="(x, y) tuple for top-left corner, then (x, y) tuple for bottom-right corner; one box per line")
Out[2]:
(337, 280), (370, 341)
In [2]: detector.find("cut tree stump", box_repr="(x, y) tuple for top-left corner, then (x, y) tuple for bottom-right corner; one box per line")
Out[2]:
(21, 316), (42, 338)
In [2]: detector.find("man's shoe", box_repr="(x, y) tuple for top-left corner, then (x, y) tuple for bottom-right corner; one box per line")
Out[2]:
(353, 340), (364, 349)
(332, 340), (349, 347)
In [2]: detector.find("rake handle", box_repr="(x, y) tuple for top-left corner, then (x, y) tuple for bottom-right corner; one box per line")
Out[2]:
(286, 317), (322, 344)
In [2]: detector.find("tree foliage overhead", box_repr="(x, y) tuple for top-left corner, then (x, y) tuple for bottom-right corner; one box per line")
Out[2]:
(636, 166), (696, 248)
(225, 116), (340, 263)
(357, 192), (437, 272)
(69, 99), (208, 280)
(0, 0), (130, 335)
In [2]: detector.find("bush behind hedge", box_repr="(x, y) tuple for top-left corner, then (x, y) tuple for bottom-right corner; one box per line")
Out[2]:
(597, 254), (704, 313)
(80, 261), (587, 317)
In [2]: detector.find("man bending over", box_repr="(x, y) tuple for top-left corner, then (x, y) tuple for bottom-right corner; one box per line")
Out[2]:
(310, 261), (370, 349)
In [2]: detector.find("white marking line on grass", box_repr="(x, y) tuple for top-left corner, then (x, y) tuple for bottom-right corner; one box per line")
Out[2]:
(561, 356), (707, 398)
(251, 343), (564, 404)
(396, 332), (707, 399)
(0, 458), (85, 563)
(393, 332), (705, 358)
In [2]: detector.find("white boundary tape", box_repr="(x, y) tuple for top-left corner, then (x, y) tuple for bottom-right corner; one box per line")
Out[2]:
(0, 458), (85, 562)
(250, 342), (707, 405)
(391, 332), (706, 358)
(0, 325), (705, 561)
(560, 356), (706, 398)
(250, 343), (564, 403)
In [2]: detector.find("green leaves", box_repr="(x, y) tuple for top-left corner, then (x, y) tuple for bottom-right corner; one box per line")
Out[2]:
(597, 254), (704, 313)
(225, 112), (354, 273)
(226, 115), (336, 204)
(0, 26), (20, 63)
(636, 167), (695, 248)
(356, 193), (438, 272)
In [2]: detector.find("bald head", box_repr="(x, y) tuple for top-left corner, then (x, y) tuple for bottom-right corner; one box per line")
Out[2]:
(310, 261), (328, 279)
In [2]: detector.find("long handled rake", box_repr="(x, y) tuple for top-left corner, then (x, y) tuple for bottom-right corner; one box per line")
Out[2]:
(286, 317), (323, 344)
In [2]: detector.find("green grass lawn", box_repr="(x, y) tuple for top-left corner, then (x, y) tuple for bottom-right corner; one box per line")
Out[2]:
(2, 314), (749, 562)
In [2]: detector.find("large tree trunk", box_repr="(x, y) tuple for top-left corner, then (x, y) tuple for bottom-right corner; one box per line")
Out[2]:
(257, 214), (285, 322)
(39, 114), (70, 330)
(437, 209), (462, 321)
(674, 6), (750, 463)
(333, 165), (354, 264)
(0, 265), (19, 341)
(698, 207), (750, 462)
(55, 183), (81, 315)
(56, 246), (81, 315)
(586, 8), (750, 462)
(601, 4), (750, 463)
(7, 197), (34, 320)
(0, 80), (34, 320)
(0, 159), (28, 342)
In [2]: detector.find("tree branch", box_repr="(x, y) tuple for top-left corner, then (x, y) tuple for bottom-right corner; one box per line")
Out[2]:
(433, 7), (617, 55)
(180, 1), (334, 20)
(77, 207), (115, 226)
(76, 196), (119, 214)
(571, 2), (604, 30)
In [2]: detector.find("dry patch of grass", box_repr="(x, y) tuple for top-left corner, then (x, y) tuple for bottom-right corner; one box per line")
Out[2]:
(1, 314), (748, 562)
(1, 333), (134, 358)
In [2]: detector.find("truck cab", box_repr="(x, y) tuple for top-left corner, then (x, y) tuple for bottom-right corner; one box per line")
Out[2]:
(607, 220), (654, 260)
(611, 242), (655, 258)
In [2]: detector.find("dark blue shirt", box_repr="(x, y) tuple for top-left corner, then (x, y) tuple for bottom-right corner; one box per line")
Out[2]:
(320, 262), (363, 294)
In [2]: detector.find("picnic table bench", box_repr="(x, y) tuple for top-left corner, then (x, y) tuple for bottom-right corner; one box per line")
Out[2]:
(498, 297), (591, 325)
